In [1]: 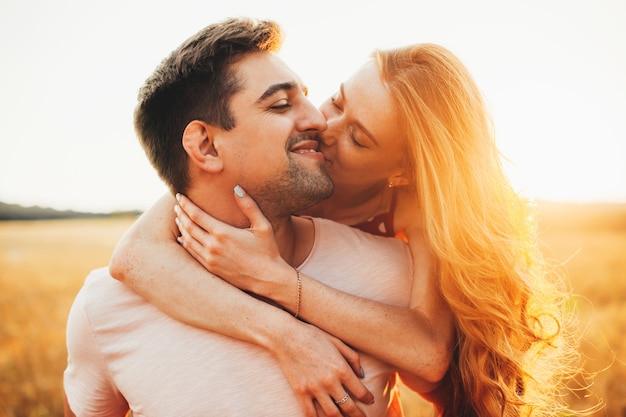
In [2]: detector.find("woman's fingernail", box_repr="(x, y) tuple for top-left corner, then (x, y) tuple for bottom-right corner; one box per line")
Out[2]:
(234, 185), (245, 198)
(174, 205), (180, 214)
(176, 236), (183, 245)
(175, 193), (181, 202)
(360, 367), (365, 378)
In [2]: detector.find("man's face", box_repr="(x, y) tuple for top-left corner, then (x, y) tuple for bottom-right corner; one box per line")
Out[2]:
(215, 52), (333, 219)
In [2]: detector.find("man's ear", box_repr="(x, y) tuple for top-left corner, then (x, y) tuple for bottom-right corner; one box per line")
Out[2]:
(182, 120), (223, 173)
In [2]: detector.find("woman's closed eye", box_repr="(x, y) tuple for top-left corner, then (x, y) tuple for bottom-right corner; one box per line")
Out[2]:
(331, 94), (343, 110)
(350, 131), (366, 148)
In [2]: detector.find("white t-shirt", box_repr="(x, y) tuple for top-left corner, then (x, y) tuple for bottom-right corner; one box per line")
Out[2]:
(64, 217), (413, 417)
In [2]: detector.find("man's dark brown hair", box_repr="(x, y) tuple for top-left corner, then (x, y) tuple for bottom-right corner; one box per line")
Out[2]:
(134, 18), (283, 193)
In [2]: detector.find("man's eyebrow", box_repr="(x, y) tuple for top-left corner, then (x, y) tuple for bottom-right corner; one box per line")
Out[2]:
(256, 81), (298, 103)
(341, 83), (379, 146)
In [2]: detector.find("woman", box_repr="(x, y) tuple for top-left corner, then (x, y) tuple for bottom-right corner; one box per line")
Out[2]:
(110, 43), (576, 416)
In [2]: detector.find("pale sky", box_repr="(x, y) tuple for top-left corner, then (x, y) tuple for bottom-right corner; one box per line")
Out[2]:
(1, 0), (625, 212)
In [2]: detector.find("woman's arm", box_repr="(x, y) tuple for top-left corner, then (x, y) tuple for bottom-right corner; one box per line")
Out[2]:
(109, 193), (374, 417)
(175, 190), (455, 389)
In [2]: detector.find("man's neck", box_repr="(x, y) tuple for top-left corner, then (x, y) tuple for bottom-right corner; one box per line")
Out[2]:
(273, 216), (315, 268)
(188, 187), (314, 269)
(187, 186), (250, 228)
(306, 182), (389, 227)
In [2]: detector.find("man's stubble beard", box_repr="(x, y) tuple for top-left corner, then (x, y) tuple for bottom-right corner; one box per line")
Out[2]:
(252, 155), (334, 222)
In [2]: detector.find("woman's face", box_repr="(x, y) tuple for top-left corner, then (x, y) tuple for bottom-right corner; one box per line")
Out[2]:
(319, 61), (407, 190)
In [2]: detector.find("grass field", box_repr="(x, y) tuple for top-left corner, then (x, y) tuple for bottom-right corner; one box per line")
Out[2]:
(1, 202), (625, 417)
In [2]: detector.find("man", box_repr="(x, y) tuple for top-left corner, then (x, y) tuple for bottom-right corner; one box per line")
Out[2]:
(64, 18), (413, 417)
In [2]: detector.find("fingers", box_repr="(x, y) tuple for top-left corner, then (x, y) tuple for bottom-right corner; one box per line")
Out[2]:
(328, 336), (364, 380)
(332, 392), (365, 417)
(296, 396), (317, 417)
(176, 193), (227, 233)
(176, 188), (271, 239)
(175, 213), (211, 268)
(174, 194), (220, 269)
(325, 336), (374, 406)
(175, 193), (230, 257)
(339, 375), (374, 412)
(316, 391), (365, 417)
(232, 185), (272, 233)
(315, 392), (355, 417)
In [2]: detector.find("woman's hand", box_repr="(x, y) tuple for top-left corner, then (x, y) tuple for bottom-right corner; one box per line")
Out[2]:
(174, 187), (292, 297)
(175, 189), (375, 416)
(272, 321), (375, 417)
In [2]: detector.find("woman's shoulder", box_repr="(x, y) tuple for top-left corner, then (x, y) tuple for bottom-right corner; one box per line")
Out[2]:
(312, 216), (409, 255)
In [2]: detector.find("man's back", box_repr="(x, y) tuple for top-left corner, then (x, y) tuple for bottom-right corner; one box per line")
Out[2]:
(64, 218), (413, 417)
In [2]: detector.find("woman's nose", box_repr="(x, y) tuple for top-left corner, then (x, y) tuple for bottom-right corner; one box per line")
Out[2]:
(318, 101), (338, 146)
(318, 121), (337, 147)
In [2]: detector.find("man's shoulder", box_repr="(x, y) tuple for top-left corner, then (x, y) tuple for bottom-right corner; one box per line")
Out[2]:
(313, 217), (408, 248)
(84, 266), (115, 282)
(76, 267), (144, 318)
(305, 217), (413, 306)
(310, 217), (412, 266)
(80, 267), (129, 297)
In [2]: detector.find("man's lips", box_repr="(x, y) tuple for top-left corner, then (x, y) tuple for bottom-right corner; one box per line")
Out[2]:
(289, 139), (322, 155)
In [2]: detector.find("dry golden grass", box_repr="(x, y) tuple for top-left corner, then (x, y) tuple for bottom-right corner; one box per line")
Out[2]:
(0, 217), (135, 417)
(536, 203), (626, 417)
(0, 203), (624, 416)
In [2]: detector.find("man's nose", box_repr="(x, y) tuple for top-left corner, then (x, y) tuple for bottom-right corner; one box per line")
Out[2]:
(296, 102), (327, 133)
